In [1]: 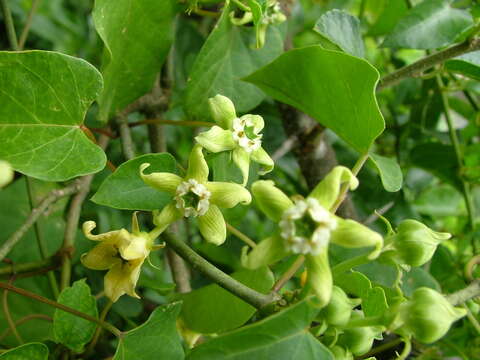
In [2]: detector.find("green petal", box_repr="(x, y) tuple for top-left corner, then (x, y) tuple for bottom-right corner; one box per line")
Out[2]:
(232, 147), (250, 186)
(305, 251), (332, 308)
(139, 163), (182, 194)
(152, 202), (181, 234)
(251, 180), (293, 222)
(240, 114), (264, 133)
(251, 146), (274, 175)
(309, 166), (359, 211)
(207, 181), (252, 208)
(120, 234), (151, 260)
(81, 243), (121, 270)
(330, 217), (383, 259)
(195, 126), (236, 153)
(186, 144), (209, 183)
(241, 234), (288, 269)
(104, 258), (144, 302)
(82, 221), (131, 245)
(198, 205), (226, 245)
(208, 94), (237, 129)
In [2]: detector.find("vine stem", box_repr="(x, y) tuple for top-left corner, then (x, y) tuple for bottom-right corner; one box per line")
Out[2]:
(446, 280), (480, 305)
(436, 75), (477, 253)
(162, 231), (280, 308)
(2, 279), (23, 345)
(226, 223), (257, 248)
(331, 253), (371, 276)
(0, 282), (122, 337)
(85, 300), (113, 354)
(117, 113), (136, 160)
(378, 37), (480, 90)
(18, 0), (41, 49)
(0, 0), (19, 50)
(273, 255), (305, 292)
(0, 257), (58, 276)
(464, 304), (480, 334)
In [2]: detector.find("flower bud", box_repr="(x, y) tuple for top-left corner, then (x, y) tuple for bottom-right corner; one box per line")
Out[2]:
(336, 319), (383, 356)
(208, 94), (236, 129)
(397, 287), (466, 343)
(391, 220), (451, 267)
(305, 252), (332, 308)
(319, 286), (361, 326)
(0, 160), (13, 188)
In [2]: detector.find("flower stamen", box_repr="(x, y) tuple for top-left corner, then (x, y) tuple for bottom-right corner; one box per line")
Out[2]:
(175, 179), (211, 217)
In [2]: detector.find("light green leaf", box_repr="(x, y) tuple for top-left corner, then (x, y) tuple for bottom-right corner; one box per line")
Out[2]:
(91, 153), (176, 210)
(445, 51), (480, 81)
(0, 343), (48, 360)
(94, 0), (176, 122)
(180, 267), (274, 334)
(382, 0), (473, 49)
(113, 302), (184, 360)
(54, 279), (98, 352)
(369, 153), (403, 192)
(334, 271), (372, 299)
(414, 184), (464, 217)
(187, 299), (334, 360)
(0, 51), (105, 181)
(185, 2), (284, 120)
(362, 287), (388, 317)
(244, 46), (384, 153)
(314, 9), (364, 58)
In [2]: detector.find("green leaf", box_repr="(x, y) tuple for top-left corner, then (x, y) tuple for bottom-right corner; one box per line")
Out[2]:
(362, 287), (388, 317)
(184, 2), (284, 120)
(0, 343), (48, 360)
(367, 0), (408, 37)
(414, 184), (464, 217)
(382, 0), (473, 49)
(445, 51), (480, 81)
(113, 302), (184, 360)
(314, 9), (364, 58)
(244, 46), (384, 154)
(0, 51), (105, 181)
(187, 299), (334, 360)
(180, 267), (274, 334)
(369, 153), (403, 192)
(91, 153), (176, 210)
(94, 0), (176, 122)
(54, 279), (98, 352)
(401, 267), (441, 297)
(334, 271), (372, 299)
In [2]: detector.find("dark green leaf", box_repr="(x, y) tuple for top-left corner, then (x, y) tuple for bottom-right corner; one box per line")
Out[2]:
(187, 299), (334, 360)
(184, 3), (284, 120)
(54, 279), (98, 352)
(180, 267), (274, 333)
(369, 153), (403, 192)
(113, 302), (184, 360)
(0, 51), (105, 181)
(382, 0), (473, 49)
(91, 153), (176, 210)
(94, 0), (176, 121)
(334, 271), (372, 299)
(244, 46), (384, 153)
(401, 267), (441, 297)
(0, 343), (48, 360)
(367, 0), (408, 36)
(314, 10), (364, 58)
(414, 184), (464, 217)
(445, 51), (480, 81)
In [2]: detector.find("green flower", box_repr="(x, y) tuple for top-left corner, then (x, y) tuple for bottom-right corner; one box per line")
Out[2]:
(195, 95), (274, 185)
(248, 166), (383, 307)
(140, 144), (252, 245)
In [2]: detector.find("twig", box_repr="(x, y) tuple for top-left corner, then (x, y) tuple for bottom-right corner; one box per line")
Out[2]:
(116, 113), (136, 160)
(18, 0), (41, 49)
(464, 304), (480, 334)
(162, 231), (280, 308)
(447, 280), (480, 305)
(226, 223), (257, 248)
(271, 134), (298, 162)
(378, 38), (480, 90)
(2, 278), (23, 345)
(0, 257), (58, 276)
(0, 180), (84, 262)
(129, 119), (213, 128)
(273, 255), (304, 292)
(0, 314), (52, 342)
(0, 0), (19, 50)
(85, 300), (113, 354)
(166, 248), (192, 293)
(0, 282), (122, 337)
(363, 201), (395, 225)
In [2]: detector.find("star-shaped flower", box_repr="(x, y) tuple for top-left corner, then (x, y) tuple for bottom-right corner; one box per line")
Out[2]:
(81, 213), (161, 302)
(195, 94), (274, 185)
(140, 144), (252, 245)
(245, 166), (383, 307)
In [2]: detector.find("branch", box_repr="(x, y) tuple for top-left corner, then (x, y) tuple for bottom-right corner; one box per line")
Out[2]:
(0, 282), (122, 337)
(0, 181), (84, 262)
(378, 37), (480, 90)
(0, 257), (58, 277)
(0, 0), (19, 50)
(162, 231), (280, 308)
(116, 112), (136, 160)
(18, 0), (41, 50)
(447, 280), (480, 305)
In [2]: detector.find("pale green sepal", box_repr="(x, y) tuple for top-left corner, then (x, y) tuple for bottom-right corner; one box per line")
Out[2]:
(305, 251), (332, 308)
(83, 221), (130, 244)
(208, 94), (237, 130)
(81, 242), (121, 270)
(309, 166), (359, 210)
(232, 147), (250, 186)
(104, 258), (144, 302)
(120, 233), (151, 260)
(330, 217), (383, 259)
(139, 163), (183, 195)
(198, 205), (226, 245)
(240, 114), (264, 132)
(206, 181), (252, 208)
(195, 126), (236, 153)
(186, 144), (209, 183)
(252, 180), (293, 222)
(241, 235), (288, 269)
(251, 147), (274, 175)
(152, 202), (181, 234)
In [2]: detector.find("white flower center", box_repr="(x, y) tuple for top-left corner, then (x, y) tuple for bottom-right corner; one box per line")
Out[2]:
(232, 117), (263, 153)
(175, 179), (211, 218)
(279, 197), (337, 255)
